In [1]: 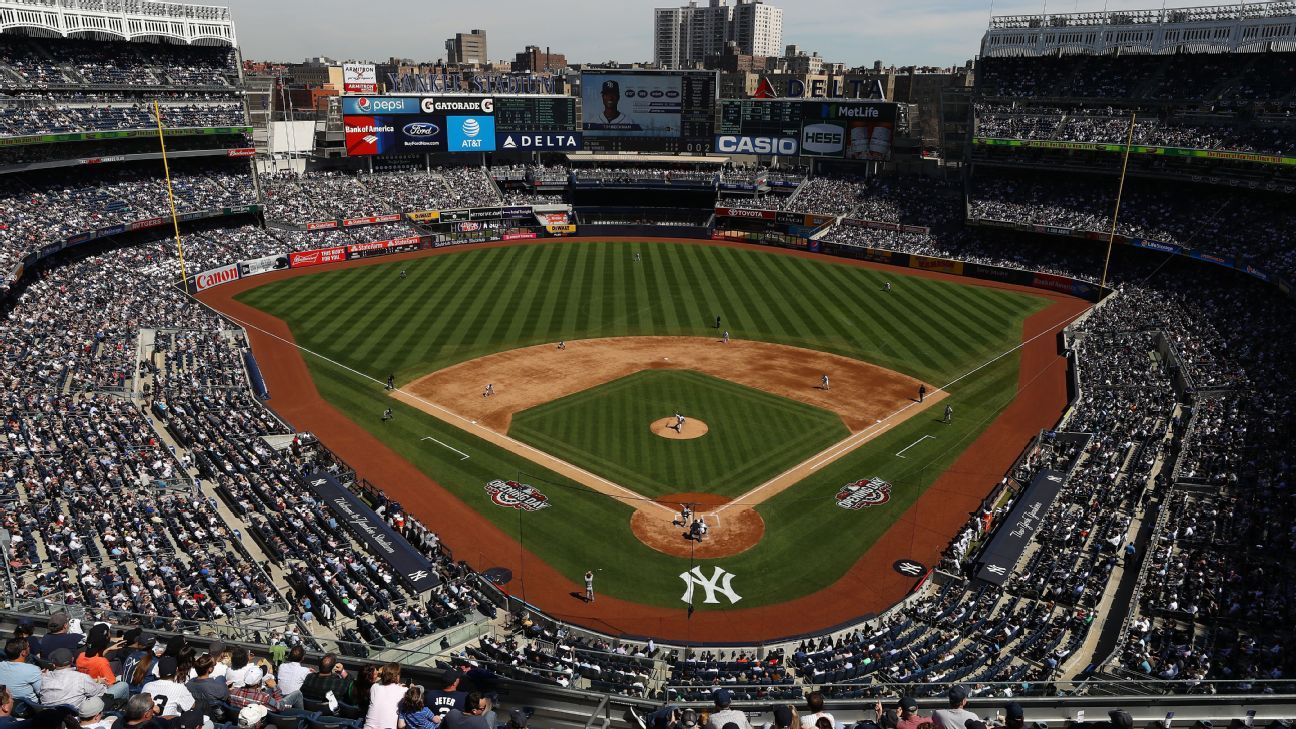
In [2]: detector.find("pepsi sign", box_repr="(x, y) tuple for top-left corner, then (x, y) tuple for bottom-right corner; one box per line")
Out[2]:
(715, 135), (799, 155)
(343, 96), (420, 115)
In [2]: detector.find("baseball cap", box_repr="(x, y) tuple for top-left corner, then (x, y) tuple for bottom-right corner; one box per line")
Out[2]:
(773, 706), (794, 728)
(238, 704), (268, 728)
(679, 709), (699, 729)
(1005, 703), (1024, 720)
(900, 696), (919, 712)
(47, 612), (69, 630)
(948, 686), (968, 703)
(78, 697), (105, 719)
(207, 640), (226, 657)
(509, 708), (529, 728)
(441, 668), (461, 686)
(49, 648), (74, 666)
(713, 687), (732, 707)
(157, 656), (178, 677)
(1109, 711), (1134, 729)
(123, 627), (143, 646)
(601, 80), (620, 94)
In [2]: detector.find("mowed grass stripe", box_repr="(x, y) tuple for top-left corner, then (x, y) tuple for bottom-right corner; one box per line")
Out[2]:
(350, 256), (466, 365)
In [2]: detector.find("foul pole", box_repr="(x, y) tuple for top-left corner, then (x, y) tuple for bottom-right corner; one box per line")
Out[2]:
(154, 100), (190, 293)
(1100, 113), (1137, 290)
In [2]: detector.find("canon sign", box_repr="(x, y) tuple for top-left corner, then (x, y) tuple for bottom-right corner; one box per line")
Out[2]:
(715, 135), (799, 155)
(193, 264), (239, 291)
(801, 123), (845, 156)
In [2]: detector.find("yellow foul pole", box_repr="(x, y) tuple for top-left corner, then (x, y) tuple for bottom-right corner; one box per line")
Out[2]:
(1100, 113), (1137, 290)
(154, 100), (190, 293)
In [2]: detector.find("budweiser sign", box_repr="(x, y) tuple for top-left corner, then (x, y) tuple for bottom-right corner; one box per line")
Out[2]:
(835, 477), (892, 510)
(193, 263), (240, 291)
(226, 148), (256, 158)
(485, 480), (551, 512)
(289, 247), (346, 268)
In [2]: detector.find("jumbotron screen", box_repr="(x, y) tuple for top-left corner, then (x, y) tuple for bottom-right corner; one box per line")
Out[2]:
(581, 70), (718, 154)
(343, 95), (579, 156)
(717, 99), (898, 160)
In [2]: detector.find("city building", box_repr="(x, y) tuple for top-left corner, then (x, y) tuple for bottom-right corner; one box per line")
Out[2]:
(445, 29), (488, 67)
(512, 45), (568, 73)
(654, 0), (782, 69)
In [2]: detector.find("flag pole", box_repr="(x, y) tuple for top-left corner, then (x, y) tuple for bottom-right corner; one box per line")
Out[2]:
(154, 100), (189, 293)
(1100, 113), (1136, 290)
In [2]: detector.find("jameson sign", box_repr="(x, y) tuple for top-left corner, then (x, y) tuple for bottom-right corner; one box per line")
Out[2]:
(0, 126), (253, 148)
(305, 472), (440, 592)
(974, 137), (1296, 166)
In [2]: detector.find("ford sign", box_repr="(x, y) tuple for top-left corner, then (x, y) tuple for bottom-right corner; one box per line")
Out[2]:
(403, 122), (440, 137)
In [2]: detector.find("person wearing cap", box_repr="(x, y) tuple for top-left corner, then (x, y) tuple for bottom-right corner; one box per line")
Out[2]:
(0, 637), (42, 702)
(704, 688), (749, 729)
(39, 648), (106, 711)
(424, 669), (467, 718)
(505, 707), (530, 729)
(140, 656), (195, 717)
(78, 696), (114, 729)
(931, 687), (979, 729)
(879, 696), (926, 729)
(773, 705), (798, 729)
(799, 691), (832, 729)
(34, 613), (83, 662)
(1000, 702), (1025, 729)
(590, 79), (636, 127)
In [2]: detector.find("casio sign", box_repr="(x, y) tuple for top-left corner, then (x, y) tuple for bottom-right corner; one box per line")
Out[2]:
(403, 122), (440, 137)
(802, 123), (844, 155)
(716, 135), (798, 155)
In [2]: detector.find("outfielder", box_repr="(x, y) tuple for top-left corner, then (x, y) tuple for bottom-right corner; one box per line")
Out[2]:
(382, 408), (393, 423)
(400, 269), (407, 280)
(584, 570), (595, 603)
(944, 404), (954, 423)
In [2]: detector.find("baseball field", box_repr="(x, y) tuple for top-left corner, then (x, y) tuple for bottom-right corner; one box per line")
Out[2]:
(206, 238), (1088, 640)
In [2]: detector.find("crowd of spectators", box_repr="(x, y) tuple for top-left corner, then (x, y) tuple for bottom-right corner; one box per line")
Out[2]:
(260, 169), (501, 225)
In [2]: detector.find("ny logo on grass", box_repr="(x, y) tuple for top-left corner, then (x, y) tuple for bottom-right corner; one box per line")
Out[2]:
(680, 566), (742, 605)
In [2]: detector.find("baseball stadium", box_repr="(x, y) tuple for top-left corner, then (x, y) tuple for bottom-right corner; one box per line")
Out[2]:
(0, 1), (1293, 728)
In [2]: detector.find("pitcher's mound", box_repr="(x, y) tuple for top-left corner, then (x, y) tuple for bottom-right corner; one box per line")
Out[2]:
(650, 417), (709, 440)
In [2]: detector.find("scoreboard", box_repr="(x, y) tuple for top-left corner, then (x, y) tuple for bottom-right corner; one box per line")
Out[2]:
(716, 99), (899, 161)
(581, 70), (718, 154)
(495, 96), (576, 133)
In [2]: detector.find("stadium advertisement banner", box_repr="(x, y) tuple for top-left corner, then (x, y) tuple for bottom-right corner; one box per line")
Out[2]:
(193, 263), (240, 292)
(583, 73), (681, 137)
(0, 126), (253, 148)
(909, 256), (964, 275)
(503, 231), (538, 241)
(976, 469), (1066, 585)
(439, 209), (471, 223)
(501, 206), (533, 219)
(715, 207), (776, 221)
(226, 148), (256, 158)
(305, 471), (440, 592)
(974, 137), (1296, 167)
(344, 114), (447, 156)
(306, 220), (339, 231)
(407, 210), (441, 222)
(714, 135), (799, 156)
(546, 224), (577, 235)
(496, 131), (582, 151)
(468, 208), (503, 221)
(289, 247), (347, 269)
(238, 254), (289, 278)
(1031, 272), (1077, 294)
(1129, 238), (1181, 254)
(127, 217), (167, 232)
(343, 214), (402, 227)
(446, 115), (496, 152)
(343, 63), (378, 95)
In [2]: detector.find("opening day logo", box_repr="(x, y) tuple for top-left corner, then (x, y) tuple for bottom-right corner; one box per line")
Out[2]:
(835, 477), (892, 510)
(485, 479), (551, 511)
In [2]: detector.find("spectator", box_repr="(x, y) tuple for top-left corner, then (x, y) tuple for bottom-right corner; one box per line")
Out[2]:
(396, 686), (435, 729)
(75, 634), (128, 704)
(439, 692), (491, 729)
(0, 638), (41, 702)
(300, 654), (351, 705)
(424, 670), (466, 718)
(78, 697), (113, 729)
(704, 689), (749, 729)
(39, 649), (106, 712)
(35, 615), (82, 661)
(140, 657), (195, 718)
(184, 656), (228, 712)
(0, 687), (19, 729)
(362, 664), (405, 729)
(773, 706), (797, 729)
(799, 692), (833, 729)
(274, 647), (310, 701)
(1002, 703), (1024, 729)
(932, 687), (979, 729)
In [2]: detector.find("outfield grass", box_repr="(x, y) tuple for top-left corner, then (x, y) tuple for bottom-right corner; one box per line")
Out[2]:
(509, 370), (850, 499)
(235, 240), (1052, 610)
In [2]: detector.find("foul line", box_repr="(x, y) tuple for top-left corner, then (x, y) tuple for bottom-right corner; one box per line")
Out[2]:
(196, 303), (677, 516)
(895, 434), (935, 459)
(422, 436), (470, 461)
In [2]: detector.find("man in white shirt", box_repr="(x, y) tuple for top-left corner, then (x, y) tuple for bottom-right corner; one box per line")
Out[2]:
(275, 645), (311, 699)
(705, 688), (750, 729)
(799, 691), (833, 729)
(140, 656), (195, 717)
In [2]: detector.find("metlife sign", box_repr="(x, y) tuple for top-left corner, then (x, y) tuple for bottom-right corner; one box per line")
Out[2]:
(447, 116), (496, 152)
(715, 135), (798, 155)
(497, 132), (583, 151)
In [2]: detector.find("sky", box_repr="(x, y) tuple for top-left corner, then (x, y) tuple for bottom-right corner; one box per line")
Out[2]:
(225, 0), (1167, 68)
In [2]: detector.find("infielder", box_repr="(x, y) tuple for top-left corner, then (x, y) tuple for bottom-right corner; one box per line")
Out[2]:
(919, 384), (927, 403)
(722, 330), (730, 344)
(483, 383), (495, 398)
(584, 570), (595, 603)
(557, 340), (566, 350)
(386, 374), (395, 391)
(822, 374), (830, 391)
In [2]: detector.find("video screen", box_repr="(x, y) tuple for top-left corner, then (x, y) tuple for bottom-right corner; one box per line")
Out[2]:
(581, 70), (716, 153)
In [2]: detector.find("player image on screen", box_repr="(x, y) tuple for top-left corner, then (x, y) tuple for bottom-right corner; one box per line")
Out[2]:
(589, 80), (640, 129)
